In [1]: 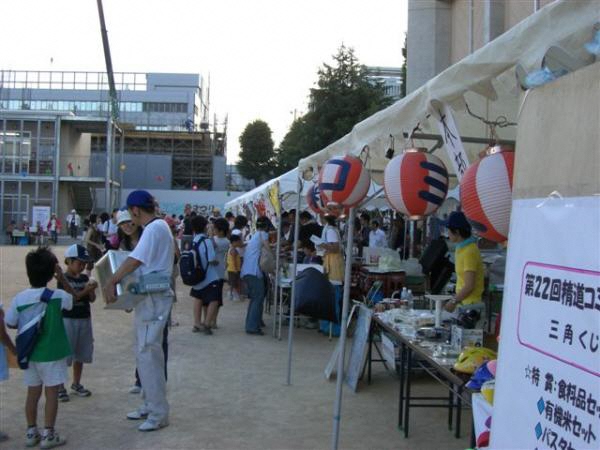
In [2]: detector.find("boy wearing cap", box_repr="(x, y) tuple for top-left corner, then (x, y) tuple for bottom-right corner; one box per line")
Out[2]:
(56, 245), (98, 402)
(104, 190), (174, 432)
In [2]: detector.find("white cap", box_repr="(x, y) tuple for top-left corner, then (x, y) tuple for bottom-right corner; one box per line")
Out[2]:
(116, 209), (132, 225)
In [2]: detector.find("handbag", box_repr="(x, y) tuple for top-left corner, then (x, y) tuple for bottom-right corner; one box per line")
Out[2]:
(16, 288), (53, 370)
(259, 235), (276, 274)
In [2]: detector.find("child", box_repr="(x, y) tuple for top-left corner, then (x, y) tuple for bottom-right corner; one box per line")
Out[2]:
(0, 299), (17, 442)
(5, 246), (73, 449)
(226, 234), (242, 301)
(211, 218), (231, 328)
(300, 240), (323, 265)
(56, 244), (97, 402)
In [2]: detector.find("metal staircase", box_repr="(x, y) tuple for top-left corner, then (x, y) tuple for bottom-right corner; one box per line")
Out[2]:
(69, 184), (95, 217)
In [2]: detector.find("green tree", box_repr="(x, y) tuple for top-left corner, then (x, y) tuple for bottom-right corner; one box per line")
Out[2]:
(238, 119), (275, 185)
(400, 34), (407, 98)
(276, 45), (392, 174)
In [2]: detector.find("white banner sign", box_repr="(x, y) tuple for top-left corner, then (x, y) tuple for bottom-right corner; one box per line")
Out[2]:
(490, 196), (600, 450)
(432, 101), (470, 181)
(31, 206), (51, 229)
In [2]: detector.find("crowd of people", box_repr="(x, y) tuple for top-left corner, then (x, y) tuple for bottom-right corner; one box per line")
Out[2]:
(0, 186), (467, 447)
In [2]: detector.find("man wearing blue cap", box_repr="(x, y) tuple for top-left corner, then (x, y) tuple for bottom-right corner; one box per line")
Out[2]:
(104, 190), (174, 432)
(443, 211), (485, 322)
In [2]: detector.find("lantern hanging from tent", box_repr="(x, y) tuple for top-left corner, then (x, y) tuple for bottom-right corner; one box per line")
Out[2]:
(460, 147), (515, 243)
(318, 155), (370, 208)
(306, 184), (326, 215)
(383, 148), (449, 219)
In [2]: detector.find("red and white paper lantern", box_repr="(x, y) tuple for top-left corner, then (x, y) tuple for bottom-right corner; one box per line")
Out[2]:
(306, 184), (326, 215)
(460, 149), (515, 243)
(318, 155), (370, 208)
(383, 149), (449, 219)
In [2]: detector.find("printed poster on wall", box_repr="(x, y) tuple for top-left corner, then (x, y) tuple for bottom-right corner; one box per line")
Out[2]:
(31, 206), (51, 229)
(490, 196), (600, 450)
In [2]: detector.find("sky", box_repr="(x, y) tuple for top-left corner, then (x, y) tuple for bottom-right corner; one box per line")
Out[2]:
(0, 0), (407, 162)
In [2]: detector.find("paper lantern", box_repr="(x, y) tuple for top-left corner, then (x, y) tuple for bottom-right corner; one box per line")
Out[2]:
(383, 148), (449, 219)
(318, 155), (370, 207)
(460, 148), (514, 243)
(306, 184), (326, 215)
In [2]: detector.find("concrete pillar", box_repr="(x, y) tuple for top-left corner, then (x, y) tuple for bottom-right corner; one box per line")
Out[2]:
(407, 0), (452, 94)
(483, 0), (505, 45)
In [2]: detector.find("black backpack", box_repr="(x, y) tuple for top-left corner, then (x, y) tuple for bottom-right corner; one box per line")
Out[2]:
(179, 237), (208, 286)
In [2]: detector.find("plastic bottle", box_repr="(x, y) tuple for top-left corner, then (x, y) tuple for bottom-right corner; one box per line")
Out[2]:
(407, 289), (414, 310)
(400, 287), (408, 301)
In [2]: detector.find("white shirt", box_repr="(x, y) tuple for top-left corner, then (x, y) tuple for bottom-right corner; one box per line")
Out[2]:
(66, 214), (80, 227)
(49, 219), (57, 232)
(192, 233), (219, 290)
(240, 231), (267, 278)
(129, 218), (174, 276)
(212, 236), (229, 280)
(369, 228), (387, 248)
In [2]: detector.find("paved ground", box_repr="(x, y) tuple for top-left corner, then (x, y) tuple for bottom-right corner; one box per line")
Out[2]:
(0, 245), (471, 449)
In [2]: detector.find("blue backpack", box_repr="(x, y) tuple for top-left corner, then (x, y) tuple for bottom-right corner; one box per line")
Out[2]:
(179, 237), (208, 286)
(16, 288), (53, 370)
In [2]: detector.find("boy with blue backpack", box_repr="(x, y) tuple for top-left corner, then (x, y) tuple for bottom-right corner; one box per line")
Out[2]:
(5, 246), (73, 449)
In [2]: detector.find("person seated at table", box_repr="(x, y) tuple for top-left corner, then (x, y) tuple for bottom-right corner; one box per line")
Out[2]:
(368, 220), (387, 248)
(442, 212), (485, 327)
(300, 240), (323, 265)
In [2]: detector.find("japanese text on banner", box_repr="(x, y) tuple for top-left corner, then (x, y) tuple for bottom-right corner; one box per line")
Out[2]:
(432, 102), (470, 181)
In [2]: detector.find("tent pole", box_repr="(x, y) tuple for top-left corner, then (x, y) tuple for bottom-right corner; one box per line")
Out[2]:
(331, 207), (356, 450)
(272, 192), (282, 338)
(402, 217), (408, 260)
(286, 176), (302, 385)
(409, 220), (415, 259)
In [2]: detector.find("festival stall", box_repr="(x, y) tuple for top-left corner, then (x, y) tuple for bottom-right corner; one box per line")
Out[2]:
(225, 2), (597, 448)
(282, 2), (597, 449)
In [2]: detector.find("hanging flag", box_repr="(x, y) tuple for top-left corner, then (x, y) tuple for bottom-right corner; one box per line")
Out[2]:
(432, 101), (470, 181)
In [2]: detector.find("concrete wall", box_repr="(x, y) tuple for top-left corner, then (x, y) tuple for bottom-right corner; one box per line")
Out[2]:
(90, 153), (172, 190)
(59, 122), (92, 177)
(409, 0), (560, 88)
(211, 155), (227, 191)
(407, 0), (452, 93)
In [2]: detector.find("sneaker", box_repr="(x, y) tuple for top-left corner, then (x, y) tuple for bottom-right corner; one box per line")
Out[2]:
(127, 409), (149, 420)
(71, 383), (91, 397)
(138, 418), (169, 432)
(25, 427), (40, 447)
(0, 431), (9, 443)
(57, 388), (69, 402)
(129, 385), (142, 394)
(40, 431), (66, 449)
(204, 326), (213, 335)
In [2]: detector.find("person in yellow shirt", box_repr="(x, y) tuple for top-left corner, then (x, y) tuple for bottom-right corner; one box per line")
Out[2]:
(226, 234), (243, 301)
(443, 212), (485, 318)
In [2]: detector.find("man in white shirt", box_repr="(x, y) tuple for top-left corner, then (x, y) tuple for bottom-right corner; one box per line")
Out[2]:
(66, 209), (80, 239)
(240, 217), (269, 335)
(104, 190), (174, 432)
(369, 220), (387, 248)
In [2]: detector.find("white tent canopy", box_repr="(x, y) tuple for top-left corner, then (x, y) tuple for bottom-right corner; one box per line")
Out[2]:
(225, 167), (389, 214)
(298, 1), (599, 176)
